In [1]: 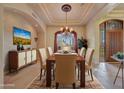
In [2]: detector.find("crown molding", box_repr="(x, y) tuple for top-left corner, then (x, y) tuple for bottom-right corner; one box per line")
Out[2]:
(79, 4), (96, 24)
(39, 4), (97, 26)
(36, 4), (110, 26)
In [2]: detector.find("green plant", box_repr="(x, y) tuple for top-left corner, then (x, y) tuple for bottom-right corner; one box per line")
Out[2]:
(78, 37), (88, 49)
(115, 52), (124, 59)
(78, 39), (83, 49)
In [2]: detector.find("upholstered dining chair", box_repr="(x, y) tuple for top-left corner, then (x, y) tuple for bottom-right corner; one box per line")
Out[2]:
(47, 47), (53, 56)
(55, 54), (77, 89)
(77, 47), (86, 80)
(38, 48), (47, 80)
(85, 48), (94, 81)
(79, 47), (86, 57)
(47, 46), (55, 79)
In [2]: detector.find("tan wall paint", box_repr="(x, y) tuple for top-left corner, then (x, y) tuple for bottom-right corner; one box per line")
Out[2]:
(3, 11), (38, 72)
(86, 12), (124, 63)
(0, 5), (4, 88)
(37, 31), (46, 48)
(2, 4), (47, 50)
(3, 4), (47, 33)
(46, 26), (86, 50)
(85, 4), (121, 63)
(97, 17), (124, 62)
(86, 21), (99, 63)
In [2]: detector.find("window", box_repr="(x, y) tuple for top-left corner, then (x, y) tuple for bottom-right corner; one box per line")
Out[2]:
(54, 31), (78, 53)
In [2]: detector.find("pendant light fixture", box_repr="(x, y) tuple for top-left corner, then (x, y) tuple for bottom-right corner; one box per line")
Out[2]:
(60, 4), (74, 34)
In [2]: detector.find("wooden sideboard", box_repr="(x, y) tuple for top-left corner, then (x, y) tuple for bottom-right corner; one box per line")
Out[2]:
(9, 49), (37, 72)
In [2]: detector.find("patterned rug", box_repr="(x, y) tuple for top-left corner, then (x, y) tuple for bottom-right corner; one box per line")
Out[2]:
(28, 74), (104, 89)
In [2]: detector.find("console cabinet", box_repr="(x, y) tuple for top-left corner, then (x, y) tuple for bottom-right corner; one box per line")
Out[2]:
(27, 51), (32, 64)
(18, 52), (26, 67)
(9, 49), (37, 72)
(31, 50), (37, 61)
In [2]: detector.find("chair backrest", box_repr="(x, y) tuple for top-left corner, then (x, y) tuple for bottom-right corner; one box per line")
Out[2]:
(85, 48), (94, 67)
(55, 54), (77, 85)
(47, 47), (53, 56)
(79, 47), (86, 57)
(38, 48), (47, 66)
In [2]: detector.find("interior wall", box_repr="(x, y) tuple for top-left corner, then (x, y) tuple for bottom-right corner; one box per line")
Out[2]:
(86, 5), (124, 63)
(3, 10), (38, 72)
(97, 17), (124, 62)
(0, 5), (4, 88)
(3, 4), (47, 33)
(37, 31), (45, 48)
(86, 20), (99, 63)
(46, 26), (86, 50)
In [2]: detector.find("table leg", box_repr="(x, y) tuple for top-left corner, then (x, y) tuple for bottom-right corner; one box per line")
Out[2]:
(80, 60), (85, 88)
(113, 63), (121, 84)
(46, 60), (51, 87)
(122, 62), (123, 89)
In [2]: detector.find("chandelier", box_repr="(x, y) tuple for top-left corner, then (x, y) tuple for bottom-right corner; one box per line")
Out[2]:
(60, 4), (74, 34)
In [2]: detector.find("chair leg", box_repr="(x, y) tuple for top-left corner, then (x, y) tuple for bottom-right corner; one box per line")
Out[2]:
(40, 69), (42, 80)
(43, 70), (46, 76)
(76, 63), (80, 80)
(78, 66), (80, 80)
(53, 69), (55, 80)
(72, 83), (76, 89)
(90, 69), (93, 81)
(75, 66), (77, 79)
(56, 82), (59, 89)
(88, 70), (90, 75)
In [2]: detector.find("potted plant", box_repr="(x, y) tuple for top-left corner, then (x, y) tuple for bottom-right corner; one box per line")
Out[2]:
(78, 37), (88, 49)
(77, 37), (88, 54)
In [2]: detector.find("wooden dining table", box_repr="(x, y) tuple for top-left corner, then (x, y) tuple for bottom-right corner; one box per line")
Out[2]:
(46, 54), (85, 88)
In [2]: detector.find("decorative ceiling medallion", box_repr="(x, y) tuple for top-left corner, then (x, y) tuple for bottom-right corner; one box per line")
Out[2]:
(61, 4), (72, 12)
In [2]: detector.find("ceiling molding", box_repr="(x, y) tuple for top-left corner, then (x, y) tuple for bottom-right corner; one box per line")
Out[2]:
(38, 3), (103, 26)
(106, 4), (124, 18)
(39, 4), (54, 24)
(40, 4), (83, 25)
(79, 3), (96, 24)
(29, 3), (120, 26)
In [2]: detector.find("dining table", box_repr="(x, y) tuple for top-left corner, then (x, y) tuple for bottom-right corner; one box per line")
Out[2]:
(46, 53), (85, 88)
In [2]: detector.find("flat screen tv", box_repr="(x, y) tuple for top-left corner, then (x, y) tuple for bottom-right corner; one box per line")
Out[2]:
(13, 27), (31, 45)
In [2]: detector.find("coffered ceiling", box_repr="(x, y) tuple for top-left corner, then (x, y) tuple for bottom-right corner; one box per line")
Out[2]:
(28, 3), (107, 26)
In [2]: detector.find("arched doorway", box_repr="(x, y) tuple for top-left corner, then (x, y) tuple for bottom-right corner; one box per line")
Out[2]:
(99, 19), (123, 62)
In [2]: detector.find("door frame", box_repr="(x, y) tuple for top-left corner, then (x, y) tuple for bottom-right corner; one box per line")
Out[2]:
(99, 19), (123, 62)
